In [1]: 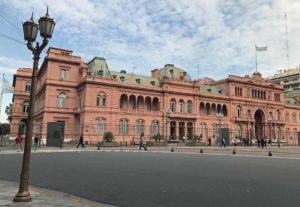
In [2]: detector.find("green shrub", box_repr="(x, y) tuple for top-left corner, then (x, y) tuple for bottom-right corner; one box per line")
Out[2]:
(103, 132), (114, 142)
(152, 133), (163, 142)
(193, 136), (201, 142)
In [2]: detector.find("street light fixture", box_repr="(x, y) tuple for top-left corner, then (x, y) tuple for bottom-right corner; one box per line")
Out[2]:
(14, 7), (55, 202)
(163, 109), (171, 143)
(216, 112), (223, 145)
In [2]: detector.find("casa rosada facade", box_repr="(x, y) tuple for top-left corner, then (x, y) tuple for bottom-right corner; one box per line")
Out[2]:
(10, 47), (300, 145)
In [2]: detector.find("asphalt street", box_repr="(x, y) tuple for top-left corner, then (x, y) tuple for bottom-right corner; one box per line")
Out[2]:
(0, 151), (299, 207)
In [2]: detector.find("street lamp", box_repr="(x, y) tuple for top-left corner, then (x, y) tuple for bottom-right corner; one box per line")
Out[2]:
(163, 109), (171, 143)
(216, 112), (223, 145)
(14, 8), (55, 202)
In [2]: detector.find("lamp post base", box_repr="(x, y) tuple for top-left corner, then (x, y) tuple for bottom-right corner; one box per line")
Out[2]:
(13, 191), (31, 202)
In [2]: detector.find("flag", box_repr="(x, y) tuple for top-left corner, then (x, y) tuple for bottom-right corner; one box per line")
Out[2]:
(2, 74), (14, 93)
(256, 46), (267, 52)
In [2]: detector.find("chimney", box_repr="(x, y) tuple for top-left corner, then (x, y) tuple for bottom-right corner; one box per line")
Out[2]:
(151, 69), (158, 78)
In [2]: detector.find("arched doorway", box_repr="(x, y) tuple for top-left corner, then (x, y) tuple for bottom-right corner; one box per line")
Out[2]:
(254, 110), (265, 139)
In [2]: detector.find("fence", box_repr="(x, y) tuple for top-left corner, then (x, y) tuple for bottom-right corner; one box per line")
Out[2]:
(7, 122), (299, 146)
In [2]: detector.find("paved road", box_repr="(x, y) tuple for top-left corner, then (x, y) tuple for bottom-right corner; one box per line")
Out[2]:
(0, 151), (299, 207)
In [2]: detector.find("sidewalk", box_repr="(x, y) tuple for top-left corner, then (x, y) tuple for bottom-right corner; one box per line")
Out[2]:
(1, 144), (300, 159)
(0, 180), (115, 207)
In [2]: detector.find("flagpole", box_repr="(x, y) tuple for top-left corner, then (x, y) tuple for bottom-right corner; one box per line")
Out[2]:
(0, 73), (3, 114)
(285, 12), (290, 69)
(255, 45), (258, 72)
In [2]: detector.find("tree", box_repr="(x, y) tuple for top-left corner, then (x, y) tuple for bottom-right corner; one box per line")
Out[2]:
(5, 103), (12, 120)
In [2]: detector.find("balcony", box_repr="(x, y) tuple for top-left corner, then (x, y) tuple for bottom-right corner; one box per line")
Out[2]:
(169, 112), (197, 119)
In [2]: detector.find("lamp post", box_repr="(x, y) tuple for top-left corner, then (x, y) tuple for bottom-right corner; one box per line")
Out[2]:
(217, 112), (223, 146)
(14, 8), (55, 202)
(163, 109), (171, 143)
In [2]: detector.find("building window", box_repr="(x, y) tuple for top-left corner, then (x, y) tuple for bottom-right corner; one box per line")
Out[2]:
(98, 70), (103, 77)
(23, 101), (30, 113)
(285, 112), (289, 122)
(119, 119), (128, 135)
(275, 110), (280, 121)
(57, 93), (66, 108)
(179, 100), (184, 113)
(292, 113), (296, 123)
(25, 83), (31, 92)
(285, 128), (290, 139)
(60, 69), (67, 80)
(77, 96), (81, 108)
(151, 120), (159, 136)
(96, 96), (101, 107)
(274, 93), (280, 102)
(170, 99), (176, 112)
(200, 123), (206, 138)
(247, 110), (251, 118)
(235, 87), (242, 96)
(187, 101), (193, 113)
(120, 97), (124, 109)
(136, 120), (144, 135)
(102, 95), (106, 107)
(95, 118), (106, 135)
(236, 105), (241, 118)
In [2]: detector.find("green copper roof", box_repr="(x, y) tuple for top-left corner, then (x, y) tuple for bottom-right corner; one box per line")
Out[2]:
(110, 71), (160, 87)
(199, 85), (227, 96)
(158, 64), (192, 82)
(88, 57), (112, 79)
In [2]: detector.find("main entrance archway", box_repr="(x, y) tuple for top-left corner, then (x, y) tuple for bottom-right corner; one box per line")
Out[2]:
(254, 109), (265, 139)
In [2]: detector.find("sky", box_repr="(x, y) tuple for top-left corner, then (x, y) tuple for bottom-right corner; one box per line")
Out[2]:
(0, 0), (300, 123)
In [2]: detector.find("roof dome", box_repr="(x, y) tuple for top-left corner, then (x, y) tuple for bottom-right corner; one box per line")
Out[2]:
(158, 64), (192, 82)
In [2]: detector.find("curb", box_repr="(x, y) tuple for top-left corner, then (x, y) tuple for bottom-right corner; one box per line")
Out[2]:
(0, 180), (116, 207)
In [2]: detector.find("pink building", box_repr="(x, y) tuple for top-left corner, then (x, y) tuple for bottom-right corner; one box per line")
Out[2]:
(9, 47), (300, 145)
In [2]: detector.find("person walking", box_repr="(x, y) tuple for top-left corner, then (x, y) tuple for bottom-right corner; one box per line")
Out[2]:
(77, 135), (85, 148)
(221, 138), (226, 148)
(208, 137), (212, 146)
(277, 138), (281, 148)
(33, 135), (39, 151)
(139, 132), (147, 151)
(16, 135), (24, 152)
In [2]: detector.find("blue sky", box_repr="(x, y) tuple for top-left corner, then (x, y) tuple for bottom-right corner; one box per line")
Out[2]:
(0, 0), (300, 123)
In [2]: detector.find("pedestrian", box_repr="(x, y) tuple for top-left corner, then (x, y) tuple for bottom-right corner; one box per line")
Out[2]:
(208, 137), (212, 146)
(139, 133), (147, 151)
(221, 138), (226, 148)
(277, 138), (281, 148)
(261, 138), (264, 148)
(16, 135), (24, 152)
(257, 138), (260, 148)
(77, 135), (85, 148)
(33, 135), (39, 151)
(268, 138), (272, 147)
(264, 137), (267, 148)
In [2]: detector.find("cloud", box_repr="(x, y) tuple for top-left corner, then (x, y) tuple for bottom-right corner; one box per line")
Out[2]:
(1, 0), (300, 80)
(0, 56), (31, 74)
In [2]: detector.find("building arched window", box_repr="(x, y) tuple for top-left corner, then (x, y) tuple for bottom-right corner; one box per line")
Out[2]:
(285, 112), (289, 122)
(292, 113), (296, 123)
(95, 118), (106, 135)
(96, 95), (101, 106)
(200, 123), (206, 138)
(150, 120), (159, 136)
(205, 103), (211, 115)
(23, 101), (30, 113)
(136, 119), (144, 135)
(275, 110), (280, 121)
(187, 101), (193, 113)
(25, 83), (31, 92)
(212, 124), (218, 138)
(119, 119), (128, 135)
(247, 110), (251, 118)
(57, 93), (66, 108)
(236, 105), (241, 118)
(102, 95), (106, 107)
(179, 100), (184, 113)
(170, 99), (176, 112)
